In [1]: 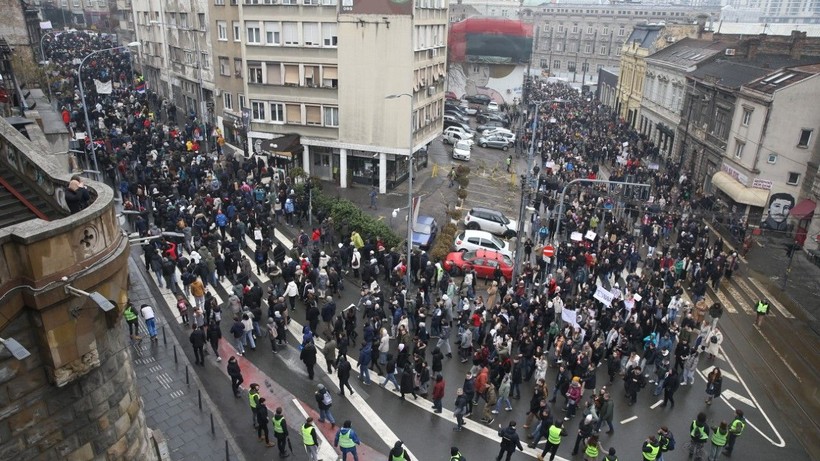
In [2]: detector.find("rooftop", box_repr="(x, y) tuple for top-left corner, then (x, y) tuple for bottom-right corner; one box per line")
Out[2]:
(647, 38), (735, 68)
(713, 22), (820, 37)
(744, 64), (820, 94)
(690, 53), (820, 89)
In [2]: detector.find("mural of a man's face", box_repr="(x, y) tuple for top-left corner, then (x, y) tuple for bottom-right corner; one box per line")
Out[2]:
(768, 198), (792, 223)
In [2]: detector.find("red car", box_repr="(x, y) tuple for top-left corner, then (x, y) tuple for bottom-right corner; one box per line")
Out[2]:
(445, 91), (459, 101)
(443, 249), (513, 282)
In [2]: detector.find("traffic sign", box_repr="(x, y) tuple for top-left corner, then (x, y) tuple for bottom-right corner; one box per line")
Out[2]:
(542, 245), (555, 258)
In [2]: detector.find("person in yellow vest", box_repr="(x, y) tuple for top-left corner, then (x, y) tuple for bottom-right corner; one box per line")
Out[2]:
(123, 303), (140, 339)
(583, 435), (603, 460)
(333, 420), (361, 461)
(248, 383), (260, 428)
(271, 407), (290, 458)
(538, 420), (566, 461)
(754, 298), (769, 327)
(708, 421), (729, 461)
(388, 440), (412, 460)
(689, 412), (710, 459)
(724, 409), (745, 456)
(450, 446), (466, 461)
(641, 435), (661, 461)
(602, 447), (618, 461)
(302, 417), (321, 461)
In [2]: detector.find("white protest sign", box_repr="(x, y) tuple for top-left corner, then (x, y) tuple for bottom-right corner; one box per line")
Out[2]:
(561, 308), (578, 327)
(571, 232), (583, 242)
(254, 229), (263, 241)
(585, 230), (597, 241)
(593, 285), (614, 307)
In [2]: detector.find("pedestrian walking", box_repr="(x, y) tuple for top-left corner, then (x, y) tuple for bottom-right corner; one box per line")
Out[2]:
(140, 304), (158, 341)
(724, 409), (745, 456)
(453, 388), (468, 431)
(300, 339), (318, 380)
(388, 441), (412, 460)
(432, 374), (445, 413)
(227, 356), (243, 398)
(301, 417), (321, 461)
(657, 426), (675, 461)
(495, 421), (524, 461)
(337, 355), (355, 396)
(705, 367), (723, 405)
(493, 373), (513, 414)
(189, 325), (206, 366)
(583, 435), (603, 461)
(256, 397), (275, 447)
(660, 369), (679, 408)
(602, 447), (618, 461)
(248, 383), (261, 428)
(334, 420), (361, 461)
(266, 317), (279, 354)
(450, 446), (466, 461)
(539, 420), (566, 461)
(595, 392), (614, 434)
(369, 187), (378, 209)
(571, 415), (595, 455)
(689, 412), (710, 460)
(506, 155), (513, 173)
(315, 383), (337, 427)
(380, 353), (400, 391)
(230, 316), (246, 355)
(358, 341), (372, 385)
(206, 320), (222, 361)
(399, 363), (418, 400)
(123, 302), (140, 338)
(754, 299), (769, 327)
(708, 421), (728, 461)
(272, 407), (290, 457)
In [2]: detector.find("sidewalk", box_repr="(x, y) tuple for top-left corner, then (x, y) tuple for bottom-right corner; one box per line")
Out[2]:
(127, 256), (248, 461)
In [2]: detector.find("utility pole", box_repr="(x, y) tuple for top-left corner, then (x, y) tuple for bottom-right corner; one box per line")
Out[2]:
(512, 101), (542, 283)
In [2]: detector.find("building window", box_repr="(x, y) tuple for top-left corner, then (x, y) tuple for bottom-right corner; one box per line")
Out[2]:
(584, 43), (592, 54)
(798, 128), (813, 147)
(215, 0), (225, 5)
(286, 104), (301, 124)
(283, 22), (299, 46)
(234, 58), (243, 78)
(304, 0), (319, 4)
(263, 22), (281, 45)
(322, 23), (338, 47)
(787, 172), (800, 185)
(618, 25), (625, 36)
(557, 24), (564, 33)
(553, 60), (561, 69)
(305, 105), (322, 125)
(742, 108), (752, 126)
(572, 23), (578, 33)
(555, 42), (562, 52)
(248, 65), (263, 83)
(581, 62), (589, 72)
(233, 22), (241, 42)
(324, 107), (339, 127)
(251, 101), (266, 120)
(303, 22), (320, 47)
(179, 13), (189, 28)
(247, 22), (261, 44)
(219, 57), (230, 76)
(599, 46), (607, 55)
(602, 26), (609, 35)
(199, 13), (206, 29)
(304, 65), (319, 86)
(217, 21), (228, 41)
(238, 94), (246, 109)
(734, 140), (745, 159)
(568, 61), (576, 72)
(540, 59), (549, 69)
(270, 103), (284, 122)
(587, 25), (594, 34)
(284, 64), (299, 85)
(322, 66), (338, 88)
(768, 153), (778, 164)
(223, 92), (233, 110)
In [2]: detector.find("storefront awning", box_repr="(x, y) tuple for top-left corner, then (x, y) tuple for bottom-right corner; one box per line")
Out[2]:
(711, 171), (769, 208)
(790, 198), (816, 220)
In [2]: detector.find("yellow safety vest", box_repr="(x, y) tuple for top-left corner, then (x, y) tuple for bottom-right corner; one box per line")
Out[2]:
(124, 306), (138, 321)
(691, 421), (708, 441)
(391, 449), (407, 461)
(711, 428), (728, 447)
(643, 443), (660, 461)
(730, 418), (745, 435)
(338, 429), (356, 448)
(272, 415), (285, 434)
(756, 301), (769, 314)
(302, 424), (316, 446)
(548, 425), (562, 445)
(248, 390), (259, 409)
(585, 443), (599, 458)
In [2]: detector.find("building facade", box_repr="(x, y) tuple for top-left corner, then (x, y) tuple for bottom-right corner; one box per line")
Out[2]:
(205, 0), (448, 193)
(639, 38), (734, 163)
(527, 4), (718, 85)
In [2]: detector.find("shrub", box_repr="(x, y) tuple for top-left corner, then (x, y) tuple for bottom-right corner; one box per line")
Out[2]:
(309, 188), (401, 248)
(430, 222), (458, 263)
(456, 189), (468, 200)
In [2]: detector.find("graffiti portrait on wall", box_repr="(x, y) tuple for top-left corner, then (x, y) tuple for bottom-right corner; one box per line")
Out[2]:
(760, 192), (795, 232)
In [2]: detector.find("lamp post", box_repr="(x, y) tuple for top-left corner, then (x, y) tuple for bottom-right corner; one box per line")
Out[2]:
(385, 92), (414, 285)
(39, 31), (55, 106)
(511, 100), (542, 284)
(78, 42), (141, 181)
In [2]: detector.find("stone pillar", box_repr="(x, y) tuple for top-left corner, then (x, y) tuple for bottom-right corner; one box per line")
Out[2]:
(339, 148), (348, 189)
(303, 145), (311, 175)
(379, 152), (387, 194)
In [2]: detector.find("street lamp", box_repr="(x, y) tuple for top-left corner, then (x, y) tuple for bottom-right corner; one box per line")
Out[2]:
(39, 31), (56, 106)
(78, 42), (141, 180)
(385, 92), (414, 285)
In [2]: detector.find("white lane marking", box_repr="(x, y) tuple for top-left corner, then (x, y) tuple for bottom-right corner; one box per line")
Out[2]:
(745, 278), (795, 319)
(620, 416), (638, 424)
(650, 400), (664, 409)
(696, 345), (786, 447)
(722, 389), (756, 408)
(753, 325), (802, 383)
(701, 365), (739, 384)
(723, 284), (753, 315)
(274, 228), (294, 250)
(291, 398), (341, 461)
(714, 288), (741, 315)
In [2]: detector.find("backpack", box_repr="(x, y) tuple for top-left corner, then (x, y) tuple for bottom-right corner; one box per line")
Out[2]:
(666, 431), (676, 451)
(321, 390), (332, 406)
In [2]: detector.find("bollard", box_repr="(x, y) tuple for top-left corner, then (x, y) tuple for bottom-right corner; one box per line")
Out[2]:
(185, 365), (189, 385)
(225, 440), (229, 461)
(163, 326), (167, 345)
(173, 345), (177, 363)
(210, 413), (215, 435)
(198, 389), (202, 410)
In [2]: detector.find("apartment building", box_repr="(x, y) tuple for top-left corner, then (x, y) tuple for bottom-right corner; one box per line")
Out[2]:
(212, 0), (448, 193)
(527, 4), (718, 84)
(131, 0), (215, 124)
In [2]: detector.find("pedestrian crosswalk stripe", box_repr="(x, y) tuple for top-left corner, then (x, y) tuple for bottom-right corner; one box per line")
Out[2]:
(723, 283), (754, 315)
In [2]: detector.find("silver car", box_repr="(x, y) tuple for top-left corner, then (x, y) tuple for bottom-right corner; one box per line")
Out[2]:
(478, 135), (511, 151)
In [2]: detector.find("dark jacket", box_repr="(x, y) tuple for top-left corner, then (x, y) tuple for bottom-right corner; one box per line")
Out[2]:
(300, 341), (317, 365)
(400, 367), (416, 393)
(498, 425), (524, 451)
(189, 328), (206, 348)
(227, 360), (242, 378)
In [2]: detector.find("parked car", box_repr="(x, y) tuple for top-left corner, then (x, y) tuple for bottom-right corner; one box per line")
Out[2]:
(486, 101), (500, 112)
(444, 126), (473, 137)
(477, 135), (510, 151)
(452, 140), (472, 161)
(459, 102), (478, 115)
(445, 91), (458, 100)
(464, 94), (492, 105)
(443, 249), (513, 281)
(444, 119), (472, 132)
(454, 229), (514, 259)
(476, 120), (509, 132)
(442, 130), (474, 145)
(412, 215), (439, 250)
(445, 103), (468, 114)
(444, 111), (470, 123)
(476, 112), (507, 124)
(481, 128), (516, 143)
(463, 207), (517, 238)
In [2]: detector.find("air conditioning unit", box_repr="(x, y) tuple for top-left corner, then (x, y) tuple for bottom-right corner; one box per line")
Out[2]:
(214, 88), (222, 97)
(725, 48), (736, 56)
(427, 86), (435, 96)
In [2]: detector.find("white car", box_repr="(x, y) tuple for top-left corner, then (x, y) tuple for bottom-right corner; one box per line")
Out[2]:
(454, 229), (514, 259)
(482, 128), (515, 143)
(444, 126), (473, 138)
(452, 140), (471, 161)
(459, 103), (478, 115)
(486, 101), (500, 112)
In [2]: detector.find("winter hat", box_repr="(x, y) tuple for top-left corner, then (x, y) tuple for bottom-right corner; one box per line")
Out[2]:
(317, 383), (325, 390)
(267, 317), (274, 324)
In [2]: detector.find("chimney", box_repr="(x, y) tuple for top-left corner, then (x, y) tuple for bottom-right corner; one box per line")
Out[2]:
(790, 30), (806, 60)
(747, 38), (760, 60)
(696, 14), (708, 39)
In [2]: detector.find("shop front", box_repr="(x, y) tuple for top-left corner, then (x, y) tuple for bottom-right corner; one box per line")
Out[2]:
(306, 146), (429, 191)
(256, 134), (302, 177)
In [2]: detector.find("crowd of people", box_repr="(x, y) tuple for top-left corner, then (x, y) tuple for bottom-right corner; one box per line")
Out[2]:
(45, 30), (754, 461)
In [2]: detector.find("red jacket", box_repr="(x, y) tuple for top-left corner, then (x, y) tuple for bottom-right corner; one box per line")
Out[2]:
(432, 379), (446, 400)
